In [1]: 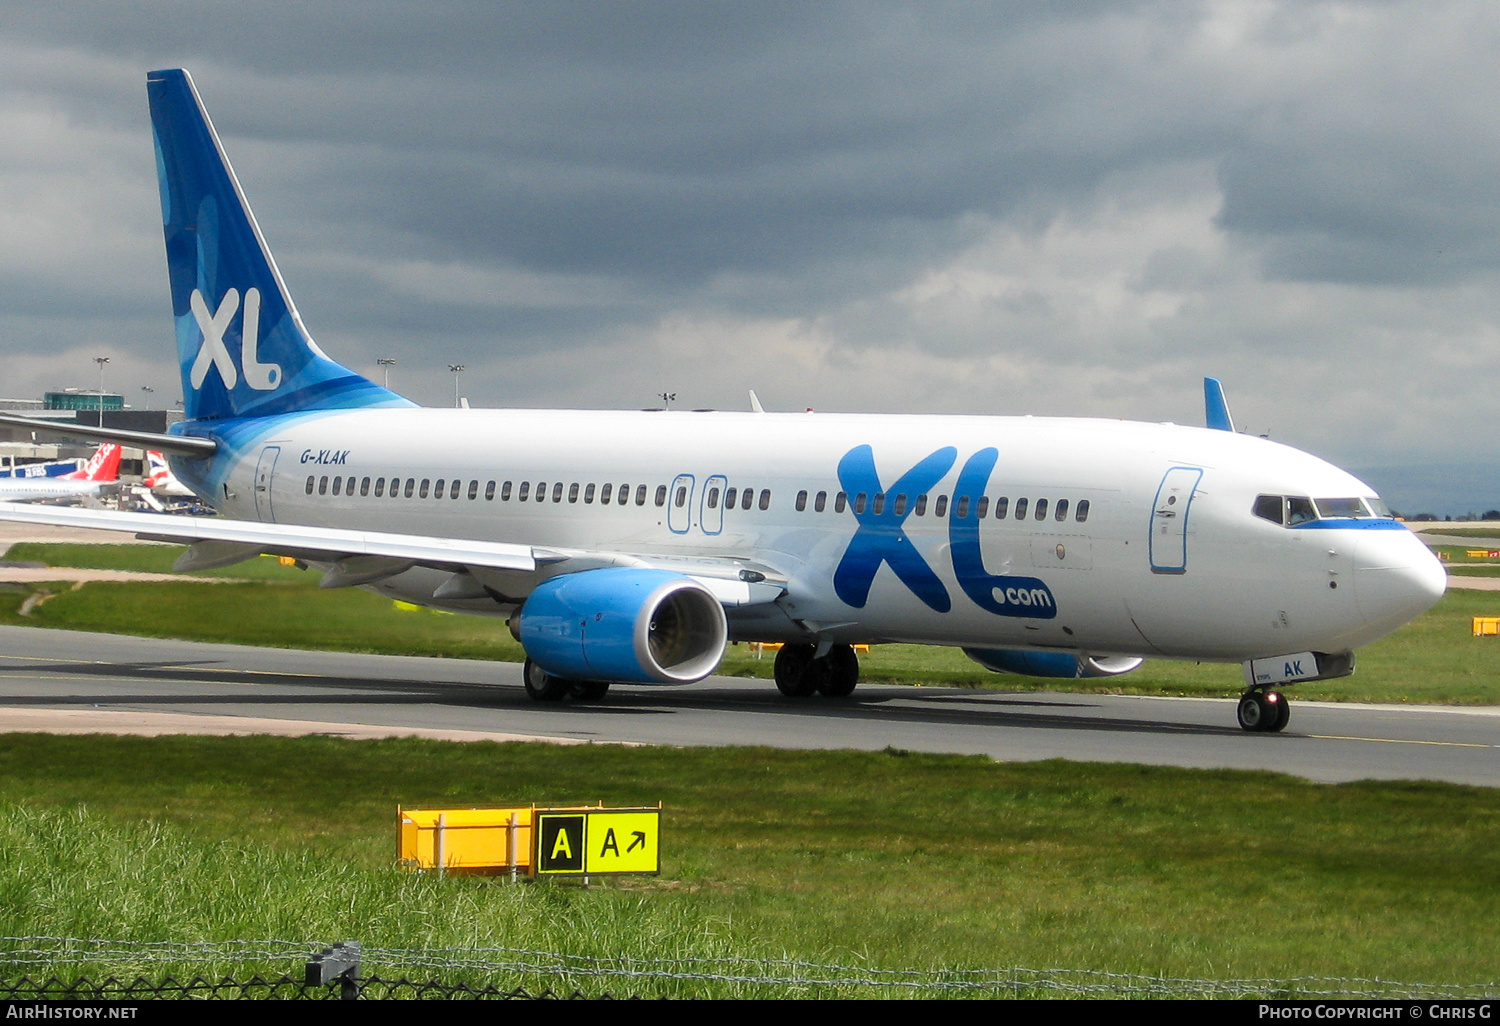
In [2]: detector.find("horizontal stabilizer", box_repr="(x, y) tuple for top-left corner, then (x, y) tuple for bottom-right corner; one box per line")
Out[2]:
(0, 413), (217, 457)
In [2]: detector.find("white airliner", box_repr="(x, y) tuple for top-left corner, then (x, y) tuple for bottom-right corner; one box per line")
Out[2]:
(0, 70), (1447, 732)
(0, 443), (121, 503)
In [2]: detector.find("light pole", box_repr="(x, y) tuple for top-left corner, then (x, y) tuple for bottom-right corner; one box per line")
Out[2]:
(448, 364), (465, 408)
(658, 391), (676, 410)
(140, 385), (154, 411)
(377, 358), (395, 390)
(93, 357), (109, 427)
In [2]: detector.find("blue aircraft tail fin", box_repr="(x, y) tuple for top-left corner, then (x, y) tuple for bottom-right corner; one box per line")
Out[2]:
(147, 69), (414, 421)
(1203, 377), (1235, 433)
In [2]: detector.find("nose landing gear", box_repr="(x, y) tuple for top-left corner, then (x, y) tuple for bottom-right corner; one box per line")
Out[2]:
(1237, 688), (1291, 732)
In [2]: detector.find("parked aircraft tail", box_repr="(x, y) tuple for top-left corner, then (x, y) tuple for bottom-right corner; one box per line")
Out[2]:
(60, 444), (122, 483)
(146, 69), (414, 421)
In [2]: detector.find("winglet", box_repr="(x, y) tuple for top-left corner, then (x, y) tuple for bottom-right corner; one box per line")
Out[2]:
(1204, 377), (1235, 433)
(748, 390), (765, 414)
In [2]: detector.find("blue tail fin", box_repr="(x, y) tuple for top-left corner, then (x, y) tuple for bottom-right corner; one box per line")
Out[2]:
(1203, 377), (1235, 432)
(147, 69), (414, 421)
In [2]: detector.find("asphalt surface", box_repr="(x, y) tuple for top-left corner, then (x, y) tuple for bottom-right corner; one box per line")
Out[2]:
(0, 625), (1496, 787)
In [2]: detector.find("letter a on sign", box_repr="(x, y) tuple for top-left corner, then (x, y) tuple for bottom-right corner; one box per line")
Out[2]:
(536, 814), (585, 874)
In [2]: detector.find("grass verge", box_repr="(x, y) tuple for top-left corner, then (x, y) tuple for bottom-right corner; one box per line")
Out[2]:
(0, 734), (1497, 997)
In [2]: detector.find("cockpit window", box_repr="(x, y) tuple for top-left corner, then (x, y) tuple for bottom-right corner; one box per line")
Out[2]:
(1253, 495), (1283, 525)
(1286, 497), (1317, 526)
(1314, 497), (1374, 519)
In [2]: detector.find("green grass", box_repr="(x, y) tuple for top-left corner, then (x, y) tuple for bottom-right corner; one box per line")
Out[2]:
(0, 735), (1497, 996)
(1, 543), (1496, 704)
(1416, 528), (1500, 539)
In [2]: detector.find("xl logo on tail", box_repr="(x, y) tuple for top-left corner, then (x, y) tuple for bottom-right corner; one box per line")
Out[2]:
(189, 287), (282, 391)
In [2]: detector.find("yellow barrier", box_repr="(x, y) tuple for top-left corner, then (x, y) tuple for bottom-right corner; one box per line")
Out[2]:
(398, 806), (534, 877)
(1472, 617), (1500, 637)
(1465, 550), (1500, 559)
(747, 642), (871, 658)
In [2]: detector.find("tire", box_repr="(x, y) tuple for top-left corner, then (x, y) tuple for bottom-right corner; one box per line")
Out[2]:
(1266, 690), (1290, 732)
(1236, 692), (1268, 732)
(523, 658), (570, 702)
(815, 644), (860, 697)
(570, 679), (611, 702)
(774, 643), (818, 697)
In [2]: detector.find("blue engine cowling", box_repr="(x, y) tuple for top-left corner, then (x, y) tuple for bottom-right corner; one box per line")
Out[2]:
(963, 648), (1145, 678)
(515, 568), (728, 683)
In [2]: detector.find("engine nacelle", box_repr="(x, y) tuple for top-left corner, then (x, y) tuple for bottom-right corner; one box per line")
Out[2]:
(515, 568), (728, 684)
(963, 648), (1145, 679)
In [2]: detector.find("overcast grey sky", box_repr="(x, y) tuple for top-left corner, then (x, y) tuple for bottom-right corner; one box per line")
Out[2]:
(1, 2), (1497, 512)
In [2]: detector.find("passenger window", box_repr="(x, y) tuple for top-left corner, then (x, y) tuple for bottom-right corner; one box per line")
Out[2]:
(894, 494), (908, 516)
(934, 495), (948, 517)
(600, 483), (612, 504)
(1076, 499), (1090, 523)
(1014, 497), (1028, 519)
(742, 488), (754, 510)
(1054, 498), (1068, 521)
(569, 483), (580, 503)
(470, 480), (480, 500)
(1035, 498), (1048, 520)
(319, 476), (328, 495)
(872, 492), (885, 515)
(419, 479), (431, 499)
(835, 492), (847, 513)
(655, 485), (667, 507)
(361, 477), (371, 497)
(552, 482), (564, 503)
(954, 495), (970, 519)
(404, 479), (415, 498)
(485, 480), (495, 500)
(993, 496), (1008, 519)
(453, 481), (462, 500)
(854, 493), (867, 515)
(433, 479), (444, 499)
(305, 476), (314, 495)
(759, 489), (771, 511)
(815, 491), (827, 513)
(374, 478), (385, 498)
(499, 481), (510, 501)
(674, 486), (687, 508)
(915, 494), (927, 516)
(976, 496), (988, 519)
(518, 481), (530, 501)
(1287, 497), (1317, 526)
(331, 477), (342, 496)
(794, 490), (806, 512)
(635, 484), (647, 505)
(725, 487), (738, 509)
(1253, 495), (1283, 525)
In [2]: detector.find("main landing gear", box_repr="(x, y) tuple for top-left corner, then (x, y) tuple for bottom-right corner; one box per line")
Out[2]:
(774, 643), (860, 698)
(1237, 688), (1290, 733)
(522, 659), (611, 703)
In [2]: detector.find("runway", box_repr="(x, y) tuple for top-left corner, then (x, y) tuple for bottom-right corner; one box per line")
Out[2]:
(0, 624), (1496, 787)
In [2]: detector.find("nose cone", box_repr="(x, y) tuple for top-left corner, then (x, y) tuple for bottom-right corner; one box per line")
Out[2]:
(1355, 530), (1447, 638)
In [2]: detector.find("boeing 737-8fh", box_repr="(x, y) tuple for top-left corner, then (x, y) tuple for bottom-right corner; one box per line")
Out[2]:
(0, 70), (1447, 732)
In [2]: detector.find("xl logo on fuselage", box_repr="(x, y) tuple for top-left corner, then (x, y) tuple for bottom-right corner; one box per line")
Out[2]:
(833, 445), (1057, 619)
(189, 287), (283, 391)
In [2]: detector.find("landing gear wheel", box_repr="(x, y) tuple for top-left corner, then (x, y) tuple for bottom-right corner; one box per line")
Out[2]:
(815, 644), (860, 697)
(774, 643), (819, 697)
(1237, 689), (1291, 732)
(570, 680), (611, 702)
(523, 658), (570, 702)
(1236, 691), (1269, 731)
(1265, 690), (1290, 732)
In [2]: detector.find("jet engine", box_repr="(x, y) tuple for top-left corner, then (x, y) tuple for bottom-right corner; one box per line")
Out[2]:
(514, 568), (728, 684)
(963, 648), (1144, 678)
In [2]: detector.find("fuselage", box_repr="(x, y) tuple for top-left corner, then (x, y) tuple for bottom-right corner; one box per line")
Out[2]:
(174, 406), (1447, 665)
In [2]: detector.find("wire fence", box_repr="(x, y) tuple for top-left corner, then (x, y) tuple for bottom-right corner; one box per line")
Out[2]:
(0, 937), (1494, 1000)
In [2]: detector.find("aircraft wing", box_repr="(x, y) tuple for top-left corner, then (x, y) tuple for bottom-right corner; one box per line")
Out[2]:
(0, 502), (786, 606)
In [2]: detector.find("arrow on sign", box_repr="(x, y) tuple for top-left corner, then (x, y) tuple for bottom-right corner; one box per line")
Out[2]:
(627, 831), (646, 853)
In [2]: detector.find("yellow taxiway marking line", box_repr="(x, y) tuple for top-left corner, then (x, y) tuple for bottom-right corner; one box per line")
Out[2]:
(1306, 734), (1496, 749)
